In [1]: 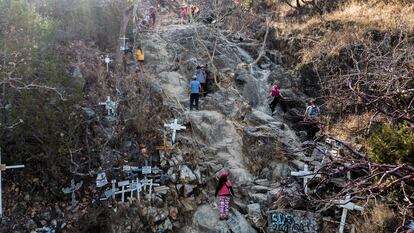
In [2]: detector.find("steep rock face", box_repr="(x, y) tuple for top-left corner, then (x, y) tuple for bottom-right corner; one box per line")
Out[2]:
(135, 22), (310, 231)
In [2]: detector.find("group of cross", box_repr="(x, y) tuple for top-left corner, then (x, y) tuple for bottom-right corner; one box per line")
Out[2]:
(290, 139), (362, 233)
(60, 117), (186, 209)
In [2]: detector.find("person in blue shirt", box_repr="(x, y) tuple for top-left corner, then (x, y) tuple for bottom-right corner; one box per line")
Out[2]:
(189, 76), (201, 110)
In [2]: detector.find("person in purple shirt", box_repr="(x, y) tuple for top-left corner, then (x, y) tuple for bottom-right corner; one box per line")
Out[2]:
(189, 76), (201, 110)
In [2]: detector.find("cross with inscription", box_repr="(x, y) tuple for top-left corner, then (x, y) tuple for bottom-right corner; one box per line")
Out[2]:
(0, 149), (25, 216)
(164, 119), (186, 143)
(291, 164), (321, 194)
(99, 96), (118, 116)
(335, 195), (364, 233)
(156, 136), (176, 156)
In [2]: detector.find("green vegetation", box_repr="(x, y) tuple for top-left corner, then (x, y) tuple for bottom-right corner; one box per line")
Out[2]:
(368, 123), (414, 165)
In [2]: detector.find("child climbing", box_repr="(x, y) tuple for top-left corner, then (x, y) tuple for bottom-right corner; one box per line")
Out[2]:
(195, 65), (207, 97)
(135, 46), (145, 74)
(303, 99), (323, 139)
(215, 172), (235, 220)
(304, 99), (320, 122)
(268, 85), (284, 115)
(189, 76), (201, 110)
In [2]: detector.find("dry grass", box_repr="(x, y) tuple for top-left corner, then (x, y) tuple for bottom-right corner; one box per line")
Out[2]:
(357, 203), (400, 233)
(327, 112), (376, 143)
(273, 0), (414, 63)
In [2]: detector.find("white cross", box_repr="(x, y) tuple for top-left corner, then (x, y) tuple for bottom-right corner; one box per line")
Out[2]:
(99, 96), (118, 116)
(335, 195), (364, 233)
(116, 180), (130, 203)
(0, 149), (24, 216)
(129, 178), (142, 202)
(119, 37), (128, 51)
(104, 55), (112, 72)
(62, 179), (83, 210)
(164, 119), (186, 143)
(291, 164), (321, 194)
(141, 178), (160, 201)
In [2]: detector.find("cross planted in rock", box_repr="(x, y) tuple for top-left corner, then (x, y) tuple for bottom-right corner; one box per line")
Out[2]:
(156, 136), (175, 156)
(0, 148), (25, 217)
(164, 119), (186, 143)
(99, 96), (118, 116)
(290, 164), (321, 194)
(62, 179), (83, 210)
(334, 195), (364, 233)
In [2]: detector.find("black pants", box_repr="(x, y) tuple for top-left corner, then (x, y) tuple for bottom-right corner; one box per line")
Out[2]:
(190, 93), (200, 110)
(201, 83), (207, 96)
(269, 96), (280, 112)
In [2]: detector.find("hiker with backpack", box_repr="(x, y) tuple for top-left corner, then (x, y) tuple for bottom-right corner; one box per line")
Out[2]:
(189, 76), (201, 110)
(304, 99), (320, 122)
(195, 65), (207, 97)
(215, 172), (235, 220)
(268, 85), (284, 115)
(135, 46), (145, 74)
(303, 99), (323, 139)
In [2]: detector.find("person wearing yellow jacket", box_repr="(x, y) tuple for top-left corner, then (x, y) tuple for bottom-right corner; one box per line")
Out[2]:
(135, 46), (145, 73)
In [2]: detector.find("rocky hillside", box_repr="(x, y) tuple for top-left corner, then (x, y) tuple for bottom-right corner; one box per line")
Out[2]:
(0, 0), (412, 232)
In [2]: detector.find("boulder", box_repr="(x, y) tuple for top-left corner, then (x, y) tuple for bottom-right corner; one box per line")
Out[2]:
(193, 205), (257, 233)
(179, 165), (197, 183)
(267, 209), (322, 233)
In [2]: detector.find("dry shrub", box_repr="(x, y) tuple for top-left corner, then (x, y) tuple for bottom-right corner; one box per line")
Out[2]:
(357, 204), (400, 233)
(327, 112), (377, 143)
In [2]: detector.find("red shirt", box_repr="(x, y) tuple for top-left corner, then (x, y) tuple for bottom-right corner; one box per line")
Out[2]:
(218, 180), (233, 196)
(271, 89), (280, 97)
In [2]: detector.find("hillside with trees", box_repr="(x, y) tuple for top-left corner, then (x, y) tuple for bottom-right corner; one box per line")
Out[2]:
(0, 0), (413, 232)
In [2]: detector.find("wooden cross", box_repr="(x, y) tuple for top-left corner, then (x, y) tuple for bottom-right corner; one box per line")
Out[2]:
(0, 149), (24, 216)
(164, 119), (186, 143)
(291, 164), (321, 194)
(335, 195), (364, 233)
(156, 136), (175, 156)
(62, 179), (83, 210)
(104, 55), (112, 72)
(99, 96), (118, 116)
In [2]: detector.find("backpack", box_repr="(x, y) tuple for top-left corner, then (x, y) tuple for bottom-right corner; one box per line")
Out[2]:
(309, 106), (320, 118)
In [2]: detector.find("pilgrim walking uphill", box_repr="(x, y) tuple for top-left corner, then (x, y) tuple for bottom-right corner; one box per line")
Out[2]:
(215, 172), (235, 220)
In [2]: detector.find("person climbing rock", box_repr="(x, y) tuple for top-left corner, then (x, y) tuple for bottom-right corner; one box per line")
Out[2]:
(268, 85), (284, 115)
(135, 46), (145, 74)
(180, 4), (188, 24)
(215, 172), (235, 220)
(303, 99), (322, 139)
(304, 99), (320, 122)
(188, 4), (199, 22)
(149, 6), (156, 28)
(189, 76), (201, 110)
(195, 65), (207, 97)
